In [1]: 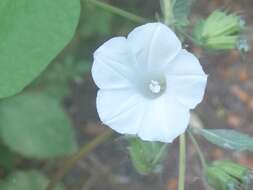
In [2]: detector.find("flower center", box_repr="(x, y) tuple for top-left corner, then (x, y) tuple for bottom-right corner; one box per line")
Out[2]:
(137, 74), (166, 99)
(149, 80), (161, 94)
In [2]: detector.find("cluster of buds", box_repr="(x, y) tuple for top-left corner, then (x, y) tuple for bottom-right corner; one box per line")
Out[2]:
(193, 10), (247, 51)
(205, 160), (252, 190)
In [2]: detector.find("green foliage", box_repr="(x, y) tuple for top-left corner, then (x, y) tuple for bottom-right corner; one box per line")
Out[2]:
(205, 166), (235, 190)
(193, 10), (244, 50)
(80, 4), (113, 38)
(161, 0), (193, 27)
(192, 20), (205, 44)
(0, 145), (17, 171)
(128, 137), (168, 175)
(0, 170), (63, 190)
(172, 0), (192, 26)
(192, 128), (253, 151)
(31, 56), (90, 98)
(0, 0), (80, 99)
(213, 160), (251, 184)
(0, 93), (77, 159)
(205, 160), (251, 190)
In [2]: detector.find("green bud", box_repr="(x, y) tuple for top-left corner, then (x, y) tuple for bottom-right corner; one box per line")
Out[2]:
(214, 160), (251, 187)
(193, 10), (245, 50)
(205, 35), (238, 50)
(127, 136), (168, 175)
(206, 166), (238, 190)
(205, 160), (252, 190)
(203, 10), (243, 37)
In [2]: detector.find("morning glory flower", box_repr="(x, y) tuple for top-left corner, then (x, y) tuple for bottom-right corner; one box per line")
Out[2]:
(92, 22), (207, 143)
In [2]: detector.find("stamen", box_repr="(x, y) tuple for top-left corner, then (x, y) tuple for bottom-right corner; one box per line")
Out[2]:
(149, 80), (161, 94)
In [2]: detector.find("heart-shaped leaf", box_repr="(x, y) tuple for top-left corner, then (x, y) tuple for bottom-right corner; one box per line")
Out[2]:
(0, 0), (80, 98)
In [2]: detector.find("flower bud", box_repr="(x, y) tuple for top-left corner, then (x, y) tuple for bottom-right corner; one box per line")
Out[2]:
(127, 136), (168, 175)
(205, 160), (252, 190)
(193, 10), (246, 50)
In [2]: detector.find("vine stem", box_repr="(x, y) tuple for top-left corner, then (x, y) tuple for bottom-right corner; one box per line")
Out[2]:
(162, 0), (174, 26)
(188, 130), (207, 169)
(86, 0), (148, 24)
(46, 130), (113, 190)
(178, 133), (186, 190)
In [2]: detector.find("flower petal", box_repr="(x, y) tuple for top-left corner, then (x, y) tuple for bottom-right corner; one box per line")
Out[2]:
(166, 49), (207, 76)
(92, 37), (136, 90)
(166, 75), (207, 109)
(165, 49), (207, 109)
(96, 89), (147, 134)
(127, 22), (181, 72)
(137, 94), (190, 143)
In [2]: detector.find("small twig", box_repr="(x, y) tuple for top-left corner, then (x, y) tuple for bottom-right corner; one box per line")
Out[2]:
(46, 130), (113, 190)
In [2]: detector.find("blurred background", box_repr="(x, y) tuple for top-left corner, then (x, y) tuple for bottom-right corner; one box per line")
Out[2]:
(0, 0), (253, 190)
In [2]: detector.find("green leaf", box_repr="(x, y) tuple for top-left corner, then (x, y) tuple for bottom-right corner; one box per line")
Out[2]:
(205, 160), (251, 190)
(172, 0), (193, 26)
(128, 137), (168, 175)
(0, 0), (80, 99)
(161, 0), (193, 27)
(0, 93), (77, 159)
(192, 128), (253, 151)
(0, 145), (17, 171)
(0, 170), (63, 190)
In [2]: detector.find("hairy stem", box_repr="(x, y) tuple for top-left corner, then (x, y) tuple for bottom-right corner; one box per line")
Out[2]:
(178, 133), (186, 190)
(46, 130), (113, 190)
(162, 0), (174, 25)
(87, 0), (148, 24)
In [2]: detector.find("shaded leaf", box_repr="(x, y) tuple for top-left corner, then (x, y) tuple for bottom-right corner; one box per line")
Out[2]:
(0, 170), (62, 190)
(0, 145), (17, 171)
(172, 0), (193, 26)
(128, 137), (168, 175)
(192, 128), (253, 151)
(0, 93), (77, 159)
(30, 56), (90, 99)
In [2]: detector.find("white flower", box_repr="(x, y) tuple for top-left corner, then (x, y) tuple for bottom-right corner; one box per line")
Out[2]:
(92, 22), (207, 143)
